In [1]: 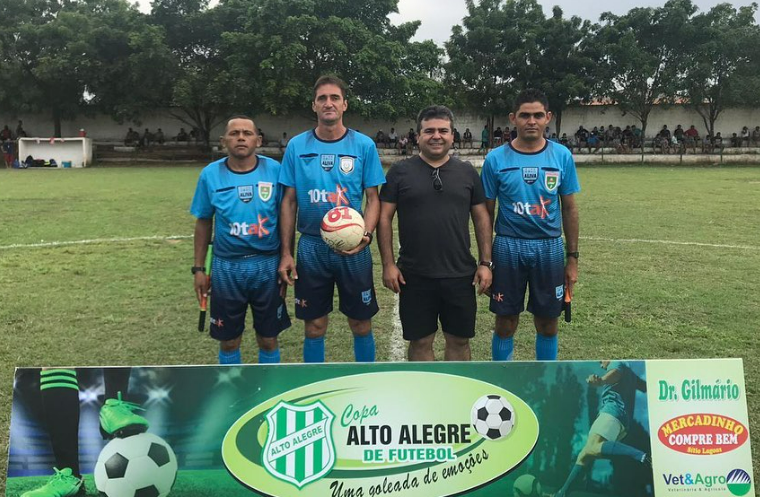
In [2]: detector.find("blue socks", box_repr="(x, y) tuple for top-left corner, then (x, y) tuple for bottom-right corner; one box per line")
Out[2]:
(535, 333), (558, 360)
(353, 332), (376, 362)
(219, 349), (241, 365)
(492, 334), (514, 361)
(601, 441), (647, 462)
(304, 336), (325, 363)
(259, 349), (281, 364)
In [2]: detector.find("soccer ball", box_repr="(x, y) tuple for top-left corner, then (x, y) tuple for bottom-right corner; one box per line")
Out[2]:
(513, 474), (542, 497)
(471, 394), (515, 440)
(320, 206), (365, 251)
(94, 433), (178, 497)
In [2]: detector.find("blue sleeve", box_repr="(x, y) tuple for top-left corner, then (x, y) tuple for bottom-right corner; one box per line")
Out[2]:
(362, 142), (386, 188)
(481, 155), (498, 199)
(190, 169), (214, 219)
(559, 153), (581, 195)
(279, 142), (296, 187)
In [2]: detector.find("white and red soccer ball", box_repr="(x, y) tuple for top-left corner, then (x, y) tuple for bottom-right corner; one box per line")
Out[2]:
(320, 207), (365, 251)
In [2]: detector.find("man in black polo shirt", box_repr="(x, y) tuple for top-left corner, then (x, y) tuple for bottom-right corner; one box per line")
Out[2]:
(378, 105), (493, 361)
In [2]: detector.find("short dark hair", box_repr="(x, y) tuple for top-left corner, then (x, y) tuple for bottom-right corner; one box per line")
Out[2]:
(225, 115), (256, 133)
(313, 75), (347, 99)
(416, 105), (454, 133)
(513, 89), (549, 113)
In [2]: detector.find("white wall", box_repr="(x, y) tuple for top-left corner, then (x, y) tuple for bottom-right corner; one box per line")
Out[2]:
(3, 104), (759, 142)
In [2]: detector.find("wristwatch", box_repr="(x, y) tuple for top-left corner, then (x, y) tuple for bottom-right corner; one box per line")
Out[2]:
(191, 266), (206, 275)
(566, 252), (580, 259)
(479, 260), (494, 270)
(364, 231), (374, 243)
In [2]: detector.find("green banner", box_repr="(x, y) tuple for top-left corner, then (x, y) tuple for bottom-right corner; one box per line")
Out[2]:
(6, 359), (754, 497)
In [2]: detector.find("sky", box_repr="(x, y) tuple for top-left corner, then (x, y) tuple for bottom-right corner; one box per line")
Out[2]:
(136, 0), (759, 46)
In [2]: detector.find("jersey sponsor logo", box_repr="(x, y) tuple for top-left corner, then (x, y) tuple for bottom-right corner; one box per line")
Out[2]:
(258, 182), (273, 202)
(238, 185), (254, 203)
(210, 316), (224, 328)
(295, 298), (308, 308)
(511, 196), (551, 219)
(493, 292), (504, 302)
(545, 171), (559, 191)
(361, 289), (372, 305)
(321, 154), (336, 171)
(228, 215), (271, 238)
(339, 156), (355, 175)
(307, 184), (350, 206)
(522, 167), (538, 184)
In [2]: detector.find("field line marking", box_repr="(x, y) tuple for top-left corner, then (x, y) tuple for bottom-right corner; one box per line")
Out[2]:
(0, 235), (192, 251)
(580, 236), (758, 251)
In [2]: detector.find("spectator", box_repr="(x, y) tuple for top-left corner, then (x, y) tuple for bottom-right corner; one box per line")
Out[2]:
(2, 139), (14, 168)
(190, 128), (199, 142)
(605, 125), (615, 147)
(587, 131), (601, 153)
(740, 126), (750, 147)
(463, 128), (473, 148)
(124, 127), (139, 146)
(154, 128), (165, 145)
(397, 134), (409, 155)
(407, 128), (417, 150)
(574, 126), (589, 153)
(176, 127), (189, 142)
(713, 132), (724, 151)
(657, 125), (671, 153)
(674, 124), (684, 145)
(140, 128), (153, 147)
(453, 127), (461, 149)
(478, 124), (489, 153)
(560, 133), (570, 149)
(598, 125), (606, 146)
(258, 128), (266, 146)
(493, 126), (503, 146)
(752, 126), (760, 147)
(730, 133), (741, 148)
(509, 127), (517, 141)
(388, 127), (398, 149)
(684, 125), (699, 153)
(16, 121), (27, 138)
(375, 130), (386, 148)
(631, 125), (642, 148)
(279, 132), (289, 151)
(0, 125), (12, 141)
(702, 134), (714, 153)
(549, 133), (559, 143)
(504, 126), (512, 143)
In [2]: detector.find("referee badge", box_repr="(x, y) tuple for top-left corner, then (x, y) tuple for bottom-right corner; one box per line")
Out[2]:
(339, 156), (355, 175)
(545, 171), (559, 191)
(258, 182), (273, 202)
(237, 185), (253, 203)
(522, 167), (538, 184)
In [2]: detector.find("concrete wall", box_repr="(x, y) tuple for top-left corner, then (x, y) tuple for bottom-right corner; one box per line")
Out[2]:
(3, 104), (759, 142)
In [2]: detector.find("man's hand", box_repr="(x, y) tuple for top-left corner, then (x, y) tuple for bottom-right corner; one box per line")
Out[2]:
(565, 257), (578, 294)
(586, 374), (603, 386)
(278, 253), (298, 286)
(336, 234), (371, 256)
(473, 266), (492, 295)
(194, 272), (210, 304)
(382, 263), (406, 294)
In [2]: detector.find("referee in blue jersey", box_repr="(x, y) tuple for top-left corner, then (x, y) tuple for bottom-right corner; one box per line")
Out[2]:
(481, 89), (580, 361)
(278, 76), (385, 363)
(191, 116), (291, 365)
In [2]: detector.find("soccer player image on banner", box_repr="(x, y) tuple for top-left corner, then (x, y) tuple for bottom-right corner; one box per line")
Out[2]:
(191, 116), (291, 365)
(378, 105), (492, 361)
(19, 368), (147, 497)
(555, 361), (652, 497)
(481, 88), (580, 361)
(278, 75), (386, 363)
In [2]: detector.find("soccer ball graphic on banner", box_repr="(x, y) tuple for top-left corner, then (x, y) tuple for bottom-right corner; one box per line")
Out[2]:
(471, 394), (515, 440)
(513, 474), (542, 497)
(320, 206), (365, 251)
(94, 433), (178, 497)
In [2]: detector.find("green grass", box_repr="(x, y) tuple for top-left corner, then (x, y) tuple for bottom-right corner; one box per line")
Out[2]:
(0, 165), (759, 492)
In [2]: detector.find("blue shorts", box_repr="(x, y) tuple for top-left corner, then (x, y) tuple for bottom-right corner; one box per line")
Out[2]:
(490, 235), (565, 318)
(295, 234), (379, 321)
(210, 254), (291, 341)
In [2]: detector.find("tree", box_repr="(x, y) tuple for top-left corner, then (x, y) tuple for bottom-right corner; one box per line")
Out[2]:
(596, 0), (697, 147)
(678, 3), (760, 137)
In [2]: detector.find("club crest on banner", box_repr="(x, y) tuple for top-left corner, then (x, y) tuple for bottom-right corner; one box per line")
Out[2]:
(545, 171), (559, 191)
(522, 167), (538, 185)
(321, 155), (336, 172)
(237, 185), (253, 203)
(263, 401), (336, 488)
(258, 182), (273, 202)
(339, 156), (355, 175)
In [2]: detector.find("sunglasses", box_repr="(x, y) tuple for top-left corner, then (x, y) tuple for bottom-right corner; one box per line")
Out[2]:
(431, 168), (443, 192)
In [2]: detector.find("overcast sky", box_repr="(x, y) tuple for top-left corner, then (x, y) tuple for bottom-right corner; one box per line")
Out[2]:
(136, 0), (759, 46)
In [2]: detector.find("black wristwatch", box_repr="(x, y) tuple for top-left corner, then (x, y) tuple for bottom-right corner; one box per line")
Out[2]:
(479, 260), (494, 271)
(566, 251), (580, 259)
(191, 266), (206, 275)
(364, 231), (374, 243)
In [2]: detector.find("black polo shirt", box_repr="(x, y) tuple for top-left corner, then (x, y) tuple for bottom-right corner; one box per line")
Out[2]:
(380, 155), (486, 278)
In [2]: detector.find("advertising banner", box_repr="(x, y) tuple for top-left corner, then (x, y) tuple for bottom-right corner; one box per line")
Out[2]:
(5, 359), (754, 496)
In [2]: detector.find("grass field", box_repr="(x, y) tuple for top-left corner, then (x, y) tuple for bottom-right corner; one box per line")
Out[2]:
(0, 164), (759, 492)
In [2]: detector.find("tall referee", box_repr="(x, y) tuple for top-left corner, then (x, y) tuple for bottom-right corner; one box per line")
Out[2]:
(378, 105), (492, 361)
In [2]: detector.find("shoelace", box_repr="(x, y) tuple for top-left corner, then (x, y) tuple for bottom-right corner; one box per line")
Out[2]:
(109, 392), (146, 413)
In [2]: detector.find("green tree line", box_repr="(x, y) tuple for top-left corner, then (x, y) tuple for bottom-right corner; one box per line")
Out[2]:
(1, 0), (758, 142)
